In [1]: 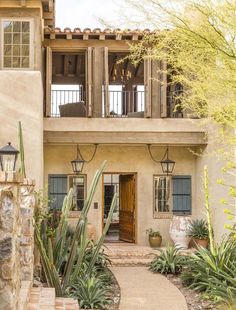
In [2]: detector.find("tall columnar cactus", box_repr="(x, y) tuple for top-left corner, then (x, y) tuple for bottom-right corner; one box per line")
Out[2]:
(35, 161), (117, 297)
(18, 121), (26, 178)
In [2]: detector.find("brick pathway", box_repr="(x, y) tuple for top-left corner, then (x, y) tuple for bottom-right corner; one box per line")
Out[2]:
(111, 267), (188, 310)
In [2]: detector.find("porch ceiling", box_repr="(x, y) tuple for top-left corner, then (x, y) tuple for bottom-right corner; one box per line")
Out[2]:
(43, 118), (208, 145)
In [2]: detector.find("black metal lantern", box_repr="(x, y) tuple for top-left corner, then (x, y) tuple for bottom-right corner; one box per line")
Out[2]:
(71, 145), (85, 174)
(160, 147), (175, 175)
(0, 142), (19, 172)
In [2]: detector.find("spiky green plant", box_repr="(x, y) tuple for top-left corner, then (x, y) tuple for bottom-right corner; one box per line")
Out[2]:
(181, 239), (236, 305)
(35, 161), (117, 297)
(149, 246), (186, 274)
(188, 219), (209, 240)
(70, 275), (112, 309)
(18, 121), (26, 178)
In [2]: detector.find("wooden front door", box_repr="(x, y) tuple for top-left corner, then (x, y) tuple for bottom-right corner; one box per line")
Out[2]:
(119, 174), (136, 243)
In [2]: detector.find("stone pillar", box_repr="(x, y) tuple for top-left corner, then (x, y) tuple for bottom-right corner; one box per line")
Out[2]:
(19, 179), (35, 282)
(0, 172), (22, 310)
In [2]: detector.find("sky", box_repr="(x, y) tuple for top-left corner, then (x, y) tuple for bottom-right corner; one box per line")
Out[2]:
(56, 0), (129, 29)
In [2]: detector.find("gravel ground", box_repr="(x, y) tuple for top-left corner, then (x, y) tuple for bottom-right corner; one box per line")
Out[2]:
(166, 275), (216, 310)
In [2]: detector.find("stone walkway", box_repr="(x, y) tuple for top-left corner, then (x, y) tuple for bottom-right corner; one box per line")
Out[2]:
(111, 267), (188, 310)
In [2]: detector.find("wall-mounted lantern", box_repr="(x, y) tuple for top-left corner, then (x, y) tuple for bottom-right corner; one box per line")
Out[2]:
(71, 144), (98, 174)
(0, 142), (19, 172)
(148, 145), (175, 175)
(160, 147), (175, 175)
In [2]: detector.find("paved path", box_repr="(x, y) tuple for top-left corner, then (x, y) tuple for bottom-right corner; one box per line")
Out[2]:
(111, 267), (188, 310)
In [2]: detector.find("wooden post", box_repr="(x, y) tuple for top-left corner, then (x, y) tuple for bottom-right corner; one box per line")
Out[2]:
(144, 56), (152, 118)
(86, 47), (93, 117)
(104, 47), (109, 117)
(160, 60), (167, 118)
(151, 60), (161, 118)
(92, 47), (105, 117)
(45, 46), (52, 117)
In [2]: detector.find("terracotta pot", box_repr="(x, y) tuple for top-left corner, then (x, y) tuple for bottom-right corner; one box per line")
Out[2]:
(149, 235), (162, 248)
(192, 237), (209, 249)
(169, 216), (191, 249)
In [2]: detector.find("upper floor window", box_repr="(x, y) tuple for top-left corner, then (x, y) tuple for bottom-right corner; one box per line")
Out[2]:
(2, 19), (32, 69)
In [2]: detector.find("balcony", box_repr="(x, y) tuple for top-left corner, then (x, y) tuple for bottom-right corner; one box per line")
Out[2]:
(104, 87), (145, 118)
(51, 86), (85, 117)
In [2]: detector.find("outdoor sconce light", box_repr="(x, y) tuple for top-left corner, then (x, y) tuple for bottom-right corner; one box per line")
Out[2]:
(71, 144), (98, 174)
(148, 145), (175, 175)
(0, 142), (19, 172)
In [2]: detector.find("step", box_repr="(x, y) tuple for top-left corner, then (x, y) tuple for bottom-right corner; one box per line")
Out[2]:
(110, 257), (153, 266)
(19, 281), (32, 310)
(56, 297), (80, 310)
(27, 287), (56, 310)
(27, 286), (80, 310)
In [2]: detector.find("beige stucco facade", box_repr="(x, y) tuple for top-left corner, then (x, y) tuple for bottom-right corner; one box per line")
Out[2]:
(44, 144), (198, 245)
(0, 71), (44, 187)
(0, 1), (234, 247)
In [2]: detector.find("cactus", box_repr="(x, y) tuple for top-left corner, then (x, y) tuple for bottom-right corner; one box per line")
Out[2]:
(18, 121), (26, 178)
(35, 161), (116, 297)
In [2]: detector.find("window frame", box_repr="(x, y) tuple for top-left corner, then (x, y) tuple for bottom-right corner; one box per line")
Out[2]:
(153, 174), (192, 218)
(68, 174), (87, 211)
(0, 17), (34, 70)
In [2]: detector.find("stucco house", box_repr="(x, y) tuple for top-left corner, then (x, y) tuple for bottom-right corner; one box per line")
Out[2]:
(0, 0), (229, 246)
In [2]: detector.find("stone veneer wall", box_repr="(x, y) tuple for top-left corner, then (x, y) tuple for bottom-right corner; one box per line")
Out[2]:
(19, 179), (35, 282)
(0, 172), (35, 310)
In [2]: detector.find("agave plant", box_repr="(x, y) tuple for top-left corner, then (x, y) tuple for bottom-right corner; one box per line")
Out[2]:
(181, 239), (236, 304)
(70, 275), (112, 309)
(149, 246), (186, 274)
(35, 161), (117, 297)
(188, 219), (209, 239)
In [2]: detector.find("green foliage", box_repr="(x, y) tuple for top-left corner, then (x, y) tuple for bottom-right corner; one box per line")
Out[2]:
(188, 219), (209, 239)
(34, 162), (117, 301)
(181, 239), (236, 305)
(149, 246), (186, 274)
(146, 228), (161, 237)
(18, 121), (26, 178)
(70, 274), (112, 309)
(125, 0), (236, 146)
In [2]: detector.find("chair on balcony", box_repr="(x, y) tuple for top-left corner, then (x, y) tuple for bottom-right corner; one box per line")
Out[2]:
(59, 101), (86, 117)
(127, 111), (144, 118)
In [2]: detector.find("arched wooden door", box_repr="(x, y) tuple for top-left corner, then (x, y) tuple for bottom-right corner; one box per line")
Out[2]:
(119, 174), (136, 243)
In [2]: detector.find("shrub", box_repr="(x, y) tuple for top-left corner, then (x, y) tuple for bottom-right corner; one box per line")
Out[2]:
(146, 228), (161, 237)
(181, 239), (236, 305)
(188, 219), (209, 239)
(149, 246), (186, 274)
(70, 274), (112, 309)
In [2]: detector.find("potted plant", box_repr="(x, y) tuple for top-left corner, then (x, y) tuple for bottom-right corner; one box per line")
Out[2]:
(188, 219), (209, 248)
(146, 229), (162, 248)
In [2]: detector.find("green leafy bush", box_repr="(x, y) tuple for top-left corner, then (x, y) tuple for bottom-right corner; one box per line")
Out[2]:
(181, 239), (236, 305)
(70, 274), (112, 309)
(188, 219), (209, 239)
(149, 246), (186, 274)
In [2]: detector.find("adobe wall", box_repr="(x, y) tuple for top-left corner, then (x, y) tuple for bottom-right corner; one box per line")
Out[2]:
(0, 71), (44, 188)
(44, 144), (197, 246)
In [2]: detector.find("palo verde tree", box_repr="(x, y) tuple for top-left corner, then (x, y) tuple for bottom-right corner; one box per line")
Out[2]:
(124, 0), (236, 236)
(125, 0), (236, 144)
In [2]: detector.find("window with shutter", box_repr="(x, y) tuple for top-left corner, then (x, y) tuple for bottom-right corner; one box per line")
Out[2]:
(48, 175), (68, 210)
(172, 176), (192, 215)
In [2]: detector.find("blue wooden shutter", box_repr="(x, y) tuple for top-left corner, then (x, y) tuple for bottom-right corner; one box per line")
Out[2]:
(48, 174), (68, 210)
(172, 176), (191, 215)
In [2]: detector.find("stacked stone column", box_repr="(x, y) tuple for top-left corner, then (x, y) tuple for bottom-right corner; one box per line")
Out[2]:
(0, 172), (22, 310)
(19, 179), (35, 282)
(0, 172), (35, 310)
